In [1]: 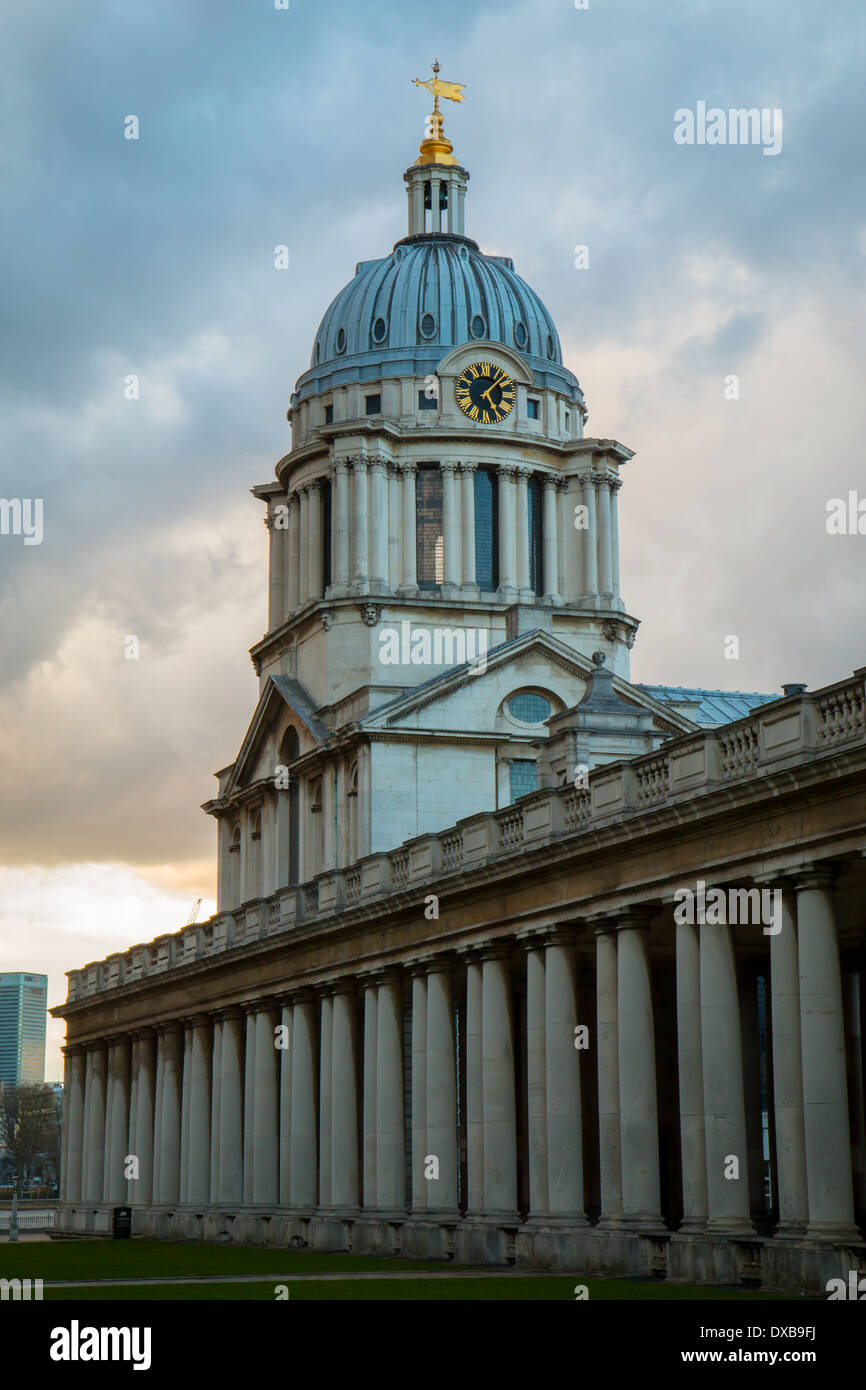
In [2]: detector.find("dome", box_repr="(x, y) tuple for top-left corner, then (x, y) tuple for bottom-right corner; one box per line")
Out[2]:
(292, 233), (583, 408)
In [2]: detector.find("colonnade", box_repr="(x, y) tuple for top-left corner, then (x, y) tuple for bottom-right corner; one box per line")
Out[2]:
(60, 871), (862, 1249)
(266, 459), (623, 626)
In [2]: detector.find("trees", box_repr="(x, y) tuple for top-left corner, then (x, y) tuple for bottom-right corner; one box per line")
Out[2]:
(0, 1082), (61, 1196)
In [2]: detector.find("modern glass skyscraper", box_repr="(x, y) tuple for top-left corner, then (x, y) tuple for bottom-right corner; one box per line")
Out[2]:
(0, 974), (47, 1087)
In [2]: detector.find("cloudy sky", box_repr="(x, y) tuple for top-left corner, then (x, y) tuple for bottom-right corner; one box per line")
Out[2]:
(1, 0), (864, 1079)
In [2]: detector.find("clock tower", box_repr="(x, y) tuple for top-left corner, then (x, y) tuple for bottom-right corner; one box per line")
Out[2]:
(208, 74), (660, 906)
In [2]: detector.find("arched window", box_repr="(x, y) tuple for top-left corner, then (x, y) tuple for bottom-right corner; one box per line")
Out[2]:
(527, 473), (543, 596)
(347, 761), (359, 864)
(278, 728), (300, 887)
(321, 477), (332, 593)
(474, 467), (499, 591)
(416, 465), (443, 588)
(229, 823), (241, 908)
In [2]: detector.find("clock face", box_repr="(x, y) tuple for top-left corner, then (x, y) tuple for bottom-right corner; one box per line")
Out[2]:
(454, 362), (515, 424)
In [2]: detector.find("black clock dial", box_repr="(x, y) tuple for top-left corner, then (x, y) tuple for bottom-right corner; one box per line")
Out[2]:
(454, 361), (516, 424)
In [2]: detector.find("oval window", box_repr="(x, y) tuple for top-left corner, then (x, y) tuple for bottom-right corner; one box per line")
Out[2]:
(420, 312), (436, 338)
(514, 321), (527, 349)
(336, 326), (347, 353)
(372, 317), (387, 343)
(508, 692), (552, 723)
(471, 313), (486, 339)
(546, 334), (556, 360)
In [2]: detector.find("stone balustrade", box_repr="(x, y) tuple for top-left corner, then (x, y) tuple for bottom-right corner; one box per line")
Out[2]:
(65, 673), (866, 1004)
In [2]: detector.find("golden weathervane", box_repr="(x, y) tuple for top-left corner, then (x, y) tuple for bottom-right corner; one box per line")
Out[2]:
(412, 60), (465, 166)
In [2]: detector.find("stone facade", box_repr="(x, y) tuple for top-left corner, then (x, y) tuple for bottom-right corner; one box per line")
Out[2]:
(51, 110), (866, 1293)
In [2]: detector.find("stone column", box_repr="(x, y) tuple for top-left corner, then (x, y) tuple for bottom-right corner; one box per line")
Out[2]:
(351, 459), (368, 594)
(187, 1017), (212, 1205)
(253, 1004), (279, 1205)
(287, 491), (300, 611)
(581, 473), (598, 597)
(541, 474), (560, 603)
(460, 463), (477, 592)
(157, 1024), (183, 1205)
(596, 475), (613, 596)
(595, 926), (622, 1226)
(767, 888), (808, 1235)
(268, 502), (287, 629)
(104, 1037), (131, 1204)
(209, 1019), (223, 1202)
(545, 932), (585, 1219)
(795, 868), (859, 1239)
(377, 971), (405, 1214)
(362, 979), (378, 1209)
(843, 965), (866, 1223)
(426, 960), (459, 1216)
(398, 464), (418, 595)
(83, 1045), (107, 1202)
(368, 457), (389, 593)
(561, 476), (580, 603)
(243, 1010), (257, 1204)
(700, 918), (753, 1233)
(318, 993), (333, 1208)
(411, 968), (427, 1214)
(617, 913), (663, 1228)
(63, 1047), (86, 1204)
(676, 918), (708, 1233)
(132, 1031), (155, 1205)
(430, 175), (441, 232)
(332, 460), (350, 596)
(465, 956), (484, 1214)
(218, 1009), (244, 1205)
(441, 461), (459, 592)
(515, 467), (532, 599)
(481, 946), (518, 1216)
(179, 1027), (192, 1202)
(297, 487), (309, 605)
(609, 478), (622, 603)
(524, 941), (548, 1219)
(497, 466), (517, 600)
(331, 984), (360, 1211)
(278, 1001), (293, 1207)
(290, 994), (318, 1209)
(307, 479), (323, 602)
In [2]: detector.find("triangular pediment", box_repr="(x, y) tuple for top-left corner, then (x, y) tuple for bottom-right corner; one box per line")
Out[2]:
(362, 629), (699, 736)
(217, 675), (329, 801)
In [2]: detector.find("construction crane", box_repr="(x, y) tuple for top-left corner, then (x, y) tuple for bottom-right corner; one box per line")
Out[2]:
(186, 898), (202, 925)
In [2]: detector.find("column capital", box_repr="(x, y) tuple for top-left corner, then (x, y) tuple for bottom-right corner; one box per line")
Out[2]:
(514, 465), (532, 481)
(398, 460), (417, 475)
(367, 454), (390, 474)
(440, 460), (459, 474)
(541, 471), (559, 491)
(348, 455), (368, 472)
(609, 477), (623, 493)
(457, 460), (477, 473)
(62, 1043), (85, 1057)
(478, 939), (514, 963)
(156, 1020), (184, 1037)
(279, 987), (317, 1006)
(496, 463), (518, 480)
(615, 906), (656, 932)
(795, 864), (838, 892)
(331, 458), (351, 476)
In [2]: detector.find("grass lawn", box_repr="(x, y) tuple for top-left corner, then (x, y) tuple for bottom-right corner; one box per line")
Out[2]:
(0, 1240), (804, 1300)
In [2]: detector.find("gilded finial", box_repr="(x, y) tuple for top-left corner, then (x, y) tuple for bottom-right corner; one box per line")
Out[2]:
(412, 60), (465, 166)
